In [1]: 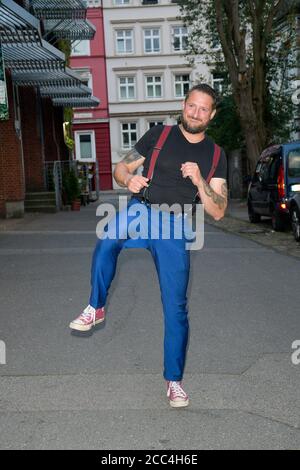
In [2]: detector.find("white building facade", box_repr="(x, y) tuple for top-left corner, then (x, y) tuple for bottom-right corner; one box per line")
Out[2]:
(102, 0), (212, 186)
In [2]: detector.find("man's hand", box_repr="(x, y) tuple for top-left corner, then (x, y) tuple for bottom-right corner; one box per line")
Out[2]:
(181, 162), (201, 187)
(126, 175), (149, 193)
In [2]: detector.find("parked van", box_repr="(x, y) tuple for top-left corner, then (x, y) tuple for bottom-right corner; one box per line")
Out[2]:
(247, 141), (300, 238)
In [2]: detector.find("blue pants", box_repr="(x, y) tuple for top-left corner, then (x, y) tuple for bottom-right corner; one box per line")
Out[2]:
(89, 199), (190, 381)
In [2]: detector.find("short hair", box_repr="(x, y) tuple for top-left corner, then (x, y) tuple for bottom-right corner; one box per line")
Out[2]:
(185, 84), (217, 110)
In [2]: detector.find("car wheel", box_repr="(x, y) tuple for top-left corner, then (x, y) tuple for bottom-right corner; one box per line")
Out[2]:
(271, 211), (286, 231)
(248, 202), (261, 223)
(291, 206), (300, 242)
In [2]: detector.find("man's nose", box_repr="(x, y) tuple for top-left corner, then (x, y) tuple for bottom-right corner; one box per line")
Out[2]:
(191, 108), (200, 119)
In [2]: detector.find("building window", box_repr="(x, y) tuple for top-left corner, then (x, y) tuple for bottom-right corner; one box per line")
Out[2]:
(116, 30), (133, 54)
(212, 75), (224, 94)
(146, 76), (162, 99)
(71, 40), (90, 57)
(148, 121), (164, 129)
(172, 26), (188, 52)
(115, 0), (130, 4)
(144, 29), (161, 53)
(121, 123), (137, 149)
(75, 131), (96, 162)
(71, 69), (93, 93)
(174, 74), (190, 97)
(119, 76), (136, 100)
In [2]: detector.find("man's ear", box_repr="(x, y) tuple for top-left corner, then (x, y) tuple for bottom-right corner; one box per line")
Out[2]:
(210, 109), (217, 120)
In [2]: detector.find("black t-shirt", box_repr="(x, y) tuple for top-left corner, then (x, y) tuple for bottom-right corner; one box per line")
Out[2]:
(134, 124), (227, 207)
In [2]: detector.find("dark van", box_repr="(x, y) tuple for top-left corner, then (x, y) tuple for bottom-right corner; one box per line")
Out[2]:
(247, 141), (300, 235)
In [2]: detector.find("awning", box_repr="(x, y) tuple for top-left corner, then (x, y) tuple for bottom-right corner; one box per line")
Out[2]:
(44, 18), (96, 40)
(41, 83), (100, 108)
(10, 64), (100, 108)
(1, 35), (65, 68)
(31, 0), (87, 20)
(0, 0), (99, 108)
(51, 96), (100, 107)
(31, 0), (96, 41)
(0, 0), (40, 30)
(40, 82), (92, 98)
(11, 67), (82, 86)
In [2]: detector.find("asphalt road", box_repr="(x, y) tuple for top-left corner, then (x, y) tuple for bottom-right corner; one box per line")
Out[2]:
(0, 200), (300, 450)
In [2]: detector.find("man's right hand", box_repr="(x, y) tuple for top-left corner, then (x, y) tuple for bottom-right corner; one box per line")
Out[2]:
(126, 175), (149, 193)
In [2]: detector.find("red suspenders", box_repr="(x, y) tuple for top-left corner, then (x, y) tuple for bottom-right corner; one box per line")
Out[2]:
(147, 125), (222, 185)
(146, 125), (173, 180)
(206, 144), (221, 184)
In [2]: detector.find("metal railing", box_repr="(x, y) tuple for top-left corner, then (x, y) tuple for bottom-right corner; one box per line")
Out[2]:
(44, 160), (77, 209)
(44, 159), (99, 209)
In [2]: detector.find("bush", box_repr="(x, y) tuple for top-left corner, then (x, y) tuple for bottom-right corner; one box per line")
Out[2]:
(62, 169), (81, 204)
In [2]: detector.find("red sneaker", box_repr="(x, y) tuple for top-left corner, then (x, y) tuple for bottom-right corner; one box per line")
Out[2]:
(167, 381), (189, 408)
(69, 305), (105, 332)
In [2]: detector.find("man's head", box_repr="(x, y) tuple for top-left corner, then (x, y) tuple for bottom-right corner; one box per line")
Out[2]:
(181, 84), (217, 134)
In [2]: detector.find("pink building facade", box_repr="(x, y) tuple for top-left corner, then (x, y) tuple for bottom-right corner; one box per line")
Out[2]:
(70, 1), (112, 191)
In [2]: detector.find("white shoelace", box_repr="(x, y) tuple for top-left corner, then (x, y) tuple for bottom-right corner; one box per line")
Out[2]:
(169, 381), (186, 398)
(81, 305), (96, 326)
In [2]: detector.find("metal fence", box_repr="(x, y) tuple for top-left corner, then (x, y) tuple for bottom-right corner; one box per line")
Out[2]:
(44, 160), (100, 210)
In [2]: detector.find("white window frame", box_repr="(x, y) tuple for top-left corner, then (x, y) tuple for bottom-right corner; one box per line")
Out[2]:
(116, 29), (134, 54)
(145, 75), (163, 99)
(71, 69), (93, 92)
(172, 26), (188, 52)
(75, 131), (96, 162)
(115, 0), (130, 4)
(118, 76), (136, 101)
(120, 122), (137, 150)
(174, 74), (190, 98)
(71, 40), (90, 57)
(212, 76), (224, 94)
(143, 28), (161, 54)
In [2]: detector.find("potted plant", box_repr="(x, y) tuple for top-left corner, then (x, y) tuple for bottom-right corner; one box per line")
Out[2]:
(62, 169), (81, 210)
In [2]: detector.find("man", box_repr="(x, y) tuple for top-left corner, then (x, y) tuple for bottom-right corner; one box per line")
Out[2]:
(69, 84), (228, 408)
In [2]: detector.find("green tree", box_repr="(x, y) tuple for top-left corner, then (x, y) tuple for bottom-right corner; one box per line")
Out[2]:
(179, 0), (298, 172)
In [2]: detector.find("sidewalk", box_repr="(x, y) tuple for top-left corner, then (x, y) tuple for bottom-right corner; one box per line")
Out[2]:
(226, 199), (249, 222)
(209, 198), (300, 259)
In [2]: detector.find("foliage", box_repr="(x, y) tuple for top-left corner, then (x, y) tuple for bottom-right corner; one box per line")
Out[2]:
(178, 0), (298, 170)
(57, 39), (72, 66)
(206, 95), (243, 150)
(62, 169), (81, 204)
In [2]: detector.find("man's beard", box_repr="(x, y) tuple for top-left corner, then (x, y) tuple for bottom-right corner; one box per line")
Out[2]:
(181, 114), (209, 134)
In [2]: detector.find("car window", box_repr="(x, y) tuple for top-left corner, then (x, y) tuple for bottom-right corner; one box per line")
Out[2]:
(268, 155), (280, 183)
(259, 162), (270, 182)
(252, 161), (262, 182)
(288, 149), (300, 178)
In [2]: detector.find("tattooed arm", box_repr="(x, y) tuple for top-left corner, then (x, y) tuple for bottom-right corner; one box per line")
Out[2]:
(181, 161), (228, 220)
(198, 177), (228, 220)
(113, 148), (148, 193)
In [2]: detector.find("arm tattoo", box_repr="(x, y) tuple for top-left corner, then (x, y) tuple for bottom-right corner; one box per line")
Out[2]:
(122, 148), (143, 164)
(202, 178), (228, 210)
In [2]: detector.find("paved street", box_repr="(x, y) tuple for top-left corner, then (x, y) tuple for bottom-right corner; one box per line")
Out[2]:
(0, 197), (300, 450)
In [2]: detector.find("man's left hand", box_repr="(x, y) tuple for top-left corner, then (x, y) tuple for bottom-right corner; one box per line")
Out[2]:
(181, 162), (202, 187)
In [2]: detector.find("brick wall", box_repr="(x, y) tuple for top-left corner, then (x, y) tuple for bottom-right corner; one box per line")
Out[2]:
(0, 72), (24, 217)
(19, 86), (45, 191)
